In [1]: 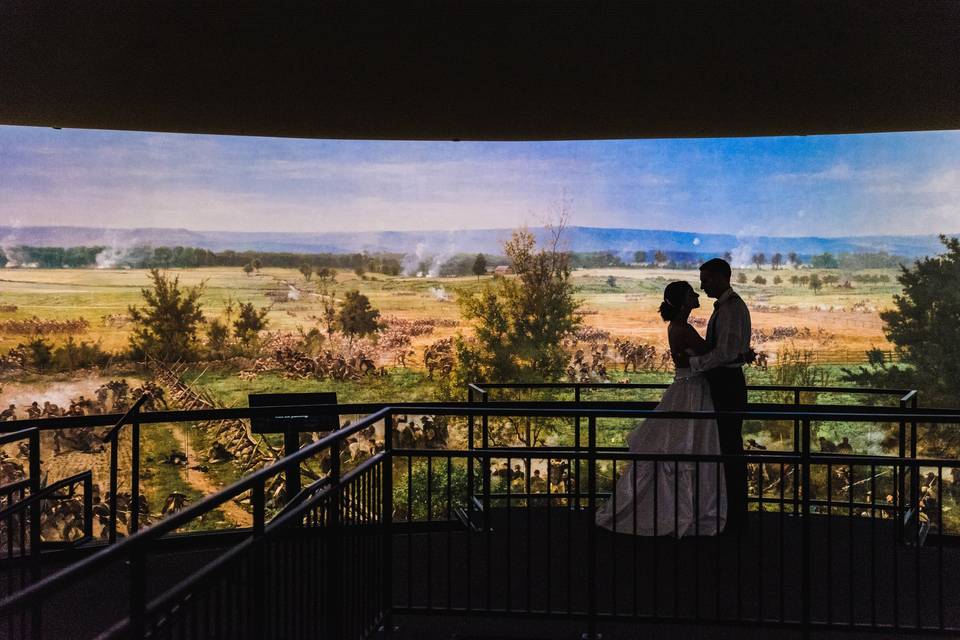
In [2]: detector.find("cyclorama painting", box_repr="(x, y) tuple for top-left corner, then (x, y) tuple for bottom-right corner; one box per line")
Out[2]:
(0, 126), (958, 536)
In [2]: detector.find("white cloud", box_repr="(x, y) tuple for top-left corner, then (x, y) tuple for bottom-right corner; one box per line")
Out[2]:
(770, 162), (898, 184)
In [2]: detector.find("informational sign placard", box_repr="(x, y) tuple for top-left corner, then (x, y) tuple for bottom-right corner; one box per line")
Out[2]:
(248, 392), (338, 434)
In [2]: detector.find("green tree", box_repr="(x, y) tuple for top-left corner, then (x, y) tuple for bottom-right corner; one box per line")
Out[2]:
(153, 246), (173, 268)
(455, 229), (580, 384)
(752, 252), (766, 269)
(337, 290), (381, 345)
(633, 250), (647, 265)
(736, 272), (748, 284)
(472, 253), (487, 280)
(315, 266), (333, 282)
(753, 275), (767, 285)
(808, 272), (822, 295)
(25, 336), (53, 372)
(299, 263), (313, 281)
(653, 250), (668, 266)
(811, 252), (839, 268)
(206, 319), (230, 358)
(233, 301), (270, 344)
(787, 251), (800, 267)
(128, 269), (205, 361)
(881, 236), (960, 404)
(242, 262), (254, 277)
(251, 258), (262, 273)
(771, 252), (783, 270)
(606, 275), (618, 288)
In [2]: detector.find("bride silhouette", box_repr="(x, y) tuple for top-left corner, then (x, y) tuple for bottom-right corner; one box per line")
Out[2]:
(595, 280), (727, 536)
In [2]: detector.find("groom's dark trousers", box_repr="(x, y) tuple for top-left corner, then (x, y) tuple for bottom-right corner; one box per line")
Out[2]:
(705, 366), (748, 530)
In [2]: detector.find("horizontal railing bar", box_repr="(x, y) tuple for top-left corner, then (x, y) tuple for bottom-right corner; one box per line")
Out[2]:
(471, 382), (916, 395)
(0, 478), (31, 495)
(900, 389), (920, 404)
(0, 471), (92, 521)
(0, 407), (392, 614)
(386, 404), (960, 422)
(0, 427), (37, 446)
(394, 446), (960, 467)
(268, 476), (332, 522)
(100, 393), (151, 442)
(140, 456), (389, 633)
(0, 389), (942, 433)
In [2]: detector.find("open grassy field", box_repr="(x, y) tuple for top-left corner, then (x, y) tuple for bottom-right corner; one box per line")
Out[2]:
(0, 264), (937, 533)
(0, 264), (900, 363)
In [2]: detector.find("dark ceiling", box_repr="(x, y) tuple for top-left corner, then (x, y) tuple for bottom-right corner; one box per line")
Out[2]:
(2, 2), (959, 141)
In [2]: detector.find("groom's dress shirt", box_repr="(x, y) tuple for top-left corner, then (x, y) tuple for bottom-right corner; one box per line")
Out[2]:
(690, 287), (751, 373)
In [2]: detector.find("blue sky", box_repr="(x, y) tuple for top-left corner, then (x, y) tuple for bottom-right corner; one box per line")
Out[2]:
(1, 125), (958, 236)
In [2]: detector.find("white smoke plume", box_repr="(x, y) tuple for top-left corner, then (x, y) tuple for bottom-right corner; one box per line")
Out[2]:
(729, 243), (753, 269)
(429, 286), (450, 302)
(0, 219), (31, 267)
(402, 242), (427, 276)
(427, 242), (457, 278)
(95, 245), (132, 269)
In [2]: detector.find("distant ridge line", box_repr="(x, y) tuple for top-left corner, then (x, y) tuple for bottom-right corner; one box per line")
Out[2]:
(0, 225), (950, 258)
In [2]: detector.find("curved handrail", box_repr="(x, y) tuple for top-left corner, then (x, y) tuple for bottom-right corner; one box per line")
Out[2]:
(100, 392), (152, 442)
(0, 471), (92, 522)
(0, 407), (390, 615)
(0, 397), (950, 434)
(469, 381), (917, 395)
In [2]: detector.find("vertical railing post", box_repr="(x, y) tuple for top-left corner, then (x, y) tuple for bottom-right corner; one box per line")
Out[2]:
(574, 386), (581, 511)
(129, 406), (141, 535)
(801, 418), (811, 639)
(481, 391), (490, 528)
(251, 478), (265, 639)
(467, 387), (475, 520)
(382, 413), (394, 635)
(793, 388), (801, 514)
(28, 428), (41, 640)
(909, 396), (919, 544)
(586, 415), (598, 639)
(284, 429), (302, 506)
(327, 438), (342, 640)
(109, 432), (119, 544)
(898, 397), (908, 541)
(83, 474), (94, 540)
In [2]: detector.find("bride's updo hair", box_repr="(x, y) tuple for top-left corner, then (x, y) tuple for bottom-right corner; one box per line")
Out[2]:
(659, 281), (692, 322)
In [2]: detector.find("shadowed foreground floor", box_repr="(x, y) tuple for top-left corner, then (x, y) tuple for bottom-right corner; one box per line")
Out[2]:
(391, 507), (960, 639)
(6, 509), (958, 639)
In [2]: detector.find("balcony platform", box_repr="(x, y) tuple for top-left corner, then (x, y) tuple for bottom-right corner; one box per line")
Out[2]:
(10, 508), (959, 639)
(392, 507), (960, 638)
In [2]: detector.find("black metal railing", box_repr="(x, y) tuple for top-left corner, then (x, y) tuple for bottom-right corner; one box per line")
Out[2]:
(0, 407), (393, 640)
(0, 402), (958, 638)
(0, 382), (920, 552)
(100, 394), (150, 543)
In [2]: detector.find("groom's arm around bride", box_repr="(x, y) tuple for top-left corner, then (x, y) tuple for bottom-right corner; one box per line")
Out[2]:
(689, 258), (752, 532)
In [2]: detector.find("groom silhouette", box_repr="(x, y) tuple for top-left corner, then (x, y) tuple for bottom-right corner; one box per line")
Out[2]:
(690, 258), (751, 532)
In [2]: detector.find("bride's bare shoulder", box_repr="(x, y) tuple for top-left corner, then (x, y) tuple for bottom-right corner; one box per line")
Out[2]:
(669, 322), (708, 354)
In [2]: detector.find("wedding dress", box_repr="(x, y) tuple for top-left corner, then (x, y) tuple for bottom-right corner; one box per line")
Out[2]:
(595, 367), (727, 536)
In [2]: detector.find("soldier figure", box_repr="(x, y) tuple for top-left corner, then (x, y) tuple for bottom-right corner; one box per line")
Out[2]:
(26, 401), (41, 419)
(0, 404), (16, 421)
(836, 437), (854, 455)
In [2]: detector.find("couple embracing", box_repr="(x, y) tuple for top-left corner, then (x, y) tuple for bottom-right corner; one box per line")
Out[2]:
(595, 258), (751, 537)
